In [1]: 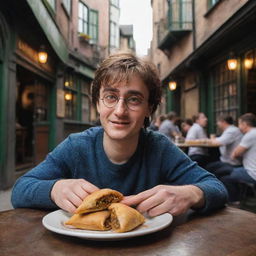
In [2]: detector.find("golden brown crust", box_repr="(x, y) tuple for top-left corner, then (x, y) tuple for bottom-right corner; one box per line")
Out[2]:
(109, 203), (145, 233)
(75, 188), (123, 214)
(65, 210), (111, 231)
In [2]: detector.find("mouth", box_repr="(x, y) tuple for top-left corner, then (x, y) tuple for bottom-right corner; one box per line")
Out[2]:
(110, 120), (130, 125)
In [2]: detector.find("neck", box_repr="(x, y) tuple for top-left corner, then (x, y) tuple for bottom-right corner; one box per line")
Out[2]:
(103, 132), (140, 164)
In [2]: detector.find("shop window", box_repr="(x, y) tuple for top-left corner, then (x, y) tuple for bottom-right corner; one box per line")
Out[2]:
(212, 61), (239, 124)
(62, 0), (71, 15)
(64, 73), (92, 122)
(78, 2), (89, 35)
(89, 9), (98, 44)
(64, 74), (77, 120)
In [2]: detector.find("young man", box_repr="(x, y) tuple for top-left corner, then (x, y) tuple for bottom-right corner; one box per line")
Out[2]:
(186, 113), (209, 168)
(11, 53), (227, 216)
(206, 116), (243, 177)
(221, 113), (256, 201)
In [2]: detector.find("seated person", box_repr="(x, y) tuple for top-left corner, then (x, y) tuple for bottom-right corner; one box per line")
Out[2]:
(158, 111), (180, 142)
(186, 113), (209, 168)
(11, 53), (227, 217)
(181, 118), (193, 137)
(206, 115), (243, 178)
(220, 113), (256, 202)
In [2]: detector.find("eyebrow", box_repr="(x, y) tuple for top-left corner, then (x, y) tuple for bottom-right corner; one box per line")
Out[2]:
(102, 88), (145, 98)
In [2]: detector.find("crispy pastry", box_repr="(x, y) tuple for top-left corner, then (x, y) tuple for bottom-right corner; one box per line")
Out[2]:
(65, 210), (111, 231)
(109, 203), (145, 233)
(75, 188), (123, 214)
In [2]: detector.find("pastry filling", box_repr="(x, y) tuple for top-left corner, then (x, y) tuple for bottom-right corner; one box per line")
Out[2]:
(104, 217), (111, 229)
(96, 195), (120, 208)
(110, 211), (120, 229)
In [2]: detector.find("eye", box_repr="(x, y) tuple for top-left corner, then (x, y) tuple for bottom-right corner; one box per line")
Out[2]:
(127, 96), (142, 105)
(104, 94), (117, 102)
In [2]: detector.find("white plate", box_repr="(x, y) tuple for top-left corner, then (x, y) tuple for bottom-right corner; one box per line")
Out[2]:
(42, 210), (173, 241)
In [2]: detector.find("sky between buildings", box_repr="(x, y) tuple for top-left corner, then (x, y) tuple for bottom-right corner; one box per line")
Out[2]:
(120, 0), (153, 56)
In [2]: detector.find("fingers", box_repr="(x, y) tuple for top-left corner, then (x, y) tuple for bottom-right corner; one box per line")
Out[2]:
(136, 194), (165, 213)
(80, 179), (99, 194)
(62, 199), (77, 213)
(122, 188), (156, 206)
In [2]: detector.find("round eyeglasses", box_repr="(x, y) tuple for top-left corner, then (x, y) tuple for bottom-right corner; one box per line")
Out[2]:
(101, 94), (144, 111)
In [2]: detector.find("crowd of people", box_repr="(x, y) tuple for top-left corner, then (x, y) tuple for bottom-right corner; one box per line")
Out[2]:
(149, 111), (256, 203)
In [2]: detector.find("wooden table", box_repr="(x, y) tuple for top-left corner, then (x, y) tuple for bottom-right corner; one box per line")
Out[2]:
(1, 207), (256, 256)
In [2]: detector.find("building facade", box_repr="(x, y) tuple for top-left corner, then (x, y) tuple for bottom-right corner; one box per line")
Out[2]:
(150, 0), (256, 133)
(119, 25), (136, 53)
(0, 0), (121, 189)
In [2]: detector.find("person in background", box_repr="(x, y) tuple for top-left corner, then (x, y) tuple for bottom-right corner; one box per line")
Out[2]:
(159, 111), (180, 141)
(206, 115), (243, 178)
(181, 118), (193, 137)
(186, 112), (209, 168)
(11, 52), (227, 217)
(148, 114), (166, 131)
(221, 113), (256, 201)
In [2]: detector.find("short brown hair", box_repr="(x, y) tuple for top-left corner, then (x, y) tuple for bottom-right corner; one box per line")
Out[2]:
(239, 113), (256, 127)
(91, 52), (162, 117)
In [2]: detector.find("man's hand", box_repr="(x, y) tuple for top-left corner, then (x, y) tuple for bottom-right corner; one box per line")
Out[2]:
(51, 179), (99, 213)
(122, 185), (205, 217)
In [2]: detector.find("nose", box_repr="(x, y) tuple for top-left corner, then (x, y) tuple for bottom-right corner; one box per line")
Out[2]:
(113, 98), (128, 116)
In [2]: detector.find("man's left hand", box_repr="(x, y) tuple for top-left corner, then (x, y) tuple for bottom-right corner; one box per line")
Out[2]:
(121, 185), (205, 217)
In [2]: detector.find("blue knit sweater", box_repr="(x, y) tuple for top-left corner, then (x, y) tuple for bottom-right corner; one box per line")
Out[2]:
(11, 127), (228, 212)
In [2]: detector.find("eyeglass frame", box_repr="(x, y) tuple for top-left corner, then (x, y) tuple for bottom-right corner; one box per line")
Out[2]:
(100, 94), (146, 111)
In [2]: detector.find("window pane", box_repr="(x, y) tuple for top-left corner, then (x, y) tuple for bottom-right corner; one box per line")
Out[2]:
(78, 2), (83, 18)
(78, 1), (88, 34)
(212, 61), (238, 127)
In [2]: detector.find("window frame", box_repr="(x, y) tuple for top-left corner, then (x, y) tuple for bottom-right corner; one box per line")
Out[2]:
(62, 0), (72, 16)
(78, 1), (89, 35)
(212, 61), (239, 130)
(89, 9), (99, 44)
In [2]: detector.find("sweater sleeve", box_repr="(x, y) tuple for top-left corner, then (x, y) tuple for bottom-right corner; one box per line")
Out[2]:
(11, 136), (75, 210)
(162, 142), (228, 213)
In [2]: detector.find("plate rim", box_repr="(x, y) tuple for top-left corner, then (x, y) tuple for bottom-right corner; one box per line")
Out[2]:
(42, 209), (173, 240)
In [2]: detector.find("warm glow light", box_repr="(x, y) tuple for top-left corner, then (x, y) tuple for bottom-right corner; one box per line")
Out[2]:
(38, 46), (48, 64)
(169, 81), (177, 91)
(227, 59), (237, 70)
(64, 81), (69, 87)
(244, 58), (254, 69)
(65, 93), (72, 101)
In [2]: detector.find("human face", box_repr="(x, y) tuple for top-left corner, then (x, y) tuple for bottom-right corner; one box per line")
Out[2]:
(181, 123), (191, 133)
(217, 120), (225, 131)
(97, 76), (151, 142)
(238, 119), (247, 134)
(197, 113), (208, 127)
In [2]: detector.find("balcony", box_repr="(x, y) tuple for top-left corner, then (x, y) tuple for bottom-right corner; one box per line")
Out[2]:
(158, 0), (192, 53)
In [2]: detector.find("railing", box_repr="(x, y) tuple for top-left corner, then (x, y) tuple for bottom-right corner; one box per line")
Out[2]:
(157, 0), (192, 50)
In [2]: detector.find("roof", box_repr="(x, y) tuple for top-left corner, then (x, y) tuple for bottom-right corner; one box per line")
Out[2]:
(120, 25), (133, 37)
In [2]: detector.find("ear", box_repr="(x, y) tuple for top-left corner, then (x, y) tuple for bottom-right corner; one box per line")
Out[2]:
(96, 101), (101, 113)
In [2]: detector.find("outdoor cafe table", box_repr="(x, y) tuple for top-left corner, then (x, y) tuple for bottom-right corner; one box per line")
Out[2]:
(1, 207), (256, 256)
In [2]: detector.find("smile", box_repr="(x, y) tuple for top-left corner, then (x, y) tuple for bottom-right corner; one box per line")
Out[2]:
(110, 121), (130, 125)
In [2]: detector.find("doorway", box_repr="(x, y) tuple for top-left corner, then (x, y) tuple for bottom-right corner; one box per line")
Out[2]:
(15, 65), (50, 170)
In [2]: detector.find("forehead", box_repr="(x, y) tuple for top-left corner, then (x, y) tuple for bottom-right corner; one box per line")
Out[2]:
(100, 76), (149, 96)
